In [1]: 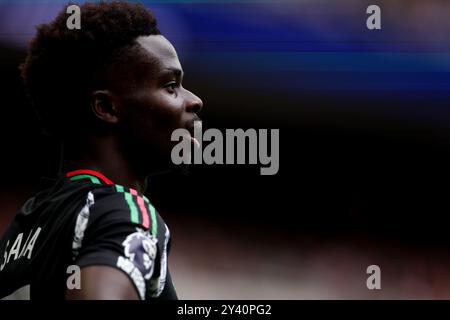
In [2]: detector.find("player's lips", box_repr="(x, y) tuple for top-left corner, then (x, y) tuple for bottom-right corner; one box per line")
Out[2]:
(187, 120), (201, 149)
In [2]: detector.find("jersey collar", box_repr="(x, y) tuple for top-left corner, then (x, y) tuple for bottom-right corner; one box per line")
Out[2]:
(65, 169), (114, 185)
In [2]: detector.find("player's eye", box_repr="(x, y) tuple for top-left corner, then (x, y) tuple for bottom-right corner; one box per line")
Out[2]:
(164, 81), (179, 93)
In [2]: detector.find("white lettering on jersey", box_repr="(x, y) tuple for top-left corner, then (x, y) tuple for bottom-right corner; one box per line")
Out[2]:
(0, 228), (42, 271)
(0, 240), (10, 271)
(22, 228), (42, 259)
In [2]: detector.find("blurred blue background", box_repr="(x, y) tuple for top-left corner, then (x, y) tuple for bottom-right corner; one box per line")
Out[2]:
(2, 0), (450, 122)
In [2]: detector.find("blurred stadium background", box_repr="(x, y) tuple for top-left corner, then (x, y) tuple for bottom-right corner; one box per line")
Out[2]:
(2, 0), (450, 299)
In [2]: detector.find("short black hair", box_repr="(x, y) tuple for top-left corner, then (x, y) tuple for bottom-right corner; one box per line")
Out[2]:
(21, 1), (160, 138)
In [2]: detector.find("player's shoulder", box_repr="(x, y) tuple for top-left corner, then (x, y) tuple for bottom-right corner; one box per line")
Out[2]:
(91, 183), (157, 231)
(66, 169), (158, 233)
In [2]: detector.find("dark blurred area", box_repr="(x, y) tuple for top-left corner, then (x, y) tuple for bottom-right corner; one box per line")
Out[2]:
(2, 0), (450, 298)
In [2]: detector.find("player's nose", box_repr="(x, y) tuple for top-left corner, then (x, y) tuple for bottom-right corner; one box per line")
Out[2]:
(185, 89), (203, 114)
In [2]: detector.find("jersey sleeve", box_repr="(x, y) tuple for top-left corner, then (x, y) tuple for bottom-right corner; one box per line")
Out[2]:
(70, 186), (166, 300)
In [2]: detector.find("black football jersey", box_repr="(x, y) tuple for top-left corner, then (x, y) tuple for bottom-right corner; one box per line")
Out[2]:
(0, 169), (177, 300)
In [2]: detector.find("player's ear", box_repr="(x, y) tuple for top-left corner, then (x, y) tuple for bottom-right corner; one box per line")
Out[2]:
(90, 90), (119, 124)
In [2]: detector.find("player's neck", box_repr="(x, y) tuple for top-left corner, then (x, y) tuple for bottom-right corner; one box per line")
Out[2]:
(60, 135), (148, 194)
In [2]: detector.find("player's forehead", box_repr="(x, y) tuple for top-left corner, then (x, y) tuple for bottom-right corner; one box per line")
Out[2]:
(135, 35), (182, 72)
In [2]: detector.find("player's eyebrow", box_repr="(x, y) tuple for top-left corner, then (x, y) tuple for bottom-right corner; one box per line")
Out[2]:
(162, 67), (183, 78)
